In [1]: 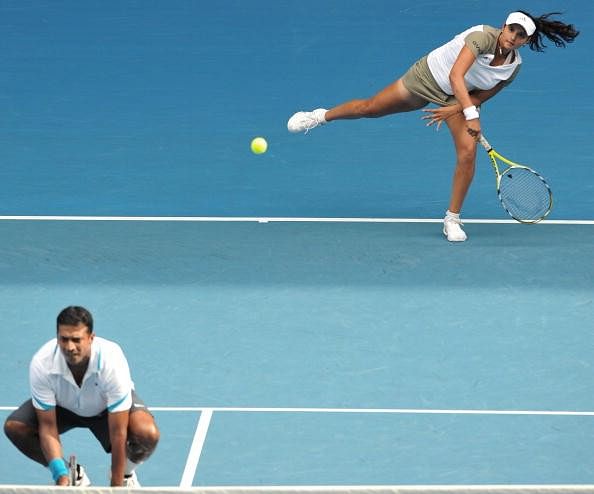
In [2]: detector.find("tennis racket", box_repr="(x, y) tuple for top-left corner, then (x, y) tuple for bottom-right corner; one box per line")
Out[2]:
(477, 134), (552, 223)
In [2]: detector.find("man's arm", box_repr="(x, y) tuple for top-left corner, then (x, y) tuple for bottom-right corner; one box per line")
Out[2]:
(36, 408), (69, 486)
(108, 409), (130, 486)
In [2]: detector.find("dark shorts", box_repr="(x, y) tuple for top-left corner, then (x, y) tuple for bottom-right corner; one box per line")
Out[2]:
(6, 390), (150, 453)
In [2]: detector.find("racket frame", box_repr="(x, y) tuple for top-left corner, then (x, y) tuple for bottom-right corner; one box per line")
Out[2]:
(477, 135), (552, 223)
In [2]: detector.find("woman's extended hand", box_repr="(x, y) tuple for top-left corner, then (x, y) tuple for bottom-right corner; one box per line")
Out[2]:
(421, 105), (461, 130)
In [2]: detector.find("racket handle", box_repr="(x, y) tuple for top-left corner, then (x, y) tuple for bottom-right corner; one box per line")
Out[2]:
(68, 455), (76, 486)
(477, 134), (493, 152)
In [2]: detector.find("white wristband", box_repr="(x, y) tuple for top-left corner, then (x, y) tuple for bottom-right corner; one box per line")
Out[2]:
(463, 105), (480, 121)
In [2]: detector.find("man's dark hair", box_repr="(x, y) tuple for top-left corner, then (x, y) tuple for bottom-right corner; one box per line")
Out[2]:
(56, 306), (94, 333)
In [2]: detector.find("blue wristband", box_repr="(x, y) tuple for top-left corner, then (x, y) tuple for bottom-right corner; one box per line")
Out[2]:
(48, 458), (68, 482)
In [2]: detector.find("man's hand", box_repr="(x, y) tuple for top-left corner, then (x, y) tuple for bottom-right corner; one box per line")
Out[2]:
(56, 474), (70, 486)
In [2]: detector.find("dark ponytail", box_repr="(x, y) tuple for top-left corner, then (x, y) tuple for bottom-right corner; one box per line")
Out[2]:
(519, 11), (579, 52)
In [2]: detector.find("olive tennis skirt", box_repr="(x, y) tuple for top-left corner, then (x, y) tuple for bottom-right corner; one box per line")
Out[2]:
(401, 55), (458, 107)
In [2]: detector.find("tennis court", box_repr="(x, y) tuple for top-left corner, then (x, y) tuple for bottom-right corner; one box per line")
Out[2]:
(1, 0), (593, 491)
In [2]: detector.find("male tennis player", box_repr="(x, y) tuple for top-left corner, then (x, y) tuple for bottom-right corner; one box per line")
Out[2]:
(288, 11), (578, 242)
(3, 306), (159, 487)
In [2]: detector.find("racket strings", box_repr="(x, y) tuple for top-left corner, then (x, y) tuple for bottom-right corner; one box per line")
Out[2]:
(498, 167), (551, 222)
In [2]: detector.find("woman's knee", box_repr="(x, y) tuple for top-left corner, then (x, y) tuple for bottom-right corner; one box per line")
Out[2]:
(363, 98), (395, 118)
(350, 99), (379, 118)
(456, 145), (477, 168)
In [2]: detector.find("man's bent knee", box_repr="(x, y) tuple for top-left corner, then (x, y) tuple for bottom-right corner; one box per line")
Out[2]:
(127, 413), (159, 462)
(4, 420), (27, 442)
(127, 427), (159, 463)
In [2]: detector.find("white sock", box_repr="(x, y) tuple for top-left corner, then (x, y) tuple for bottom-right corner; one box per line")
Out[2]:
(445, 210), (460, 220)
(125, 459), (141, 476)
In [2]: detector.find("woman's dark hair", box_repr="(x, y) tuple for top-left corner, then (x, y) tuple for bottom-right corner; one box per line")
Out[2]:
(520, 11), (579, 52)
(57, 306), (94, 333)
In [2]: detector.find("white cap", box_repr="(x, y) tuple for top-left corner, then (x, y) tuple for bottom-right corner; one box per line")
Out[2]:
(505, 12), (536, 36)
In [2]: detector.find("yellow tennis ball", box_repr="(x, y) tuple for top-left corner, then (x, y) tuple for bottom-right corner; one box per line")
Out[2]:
(251, 137), (268, 154)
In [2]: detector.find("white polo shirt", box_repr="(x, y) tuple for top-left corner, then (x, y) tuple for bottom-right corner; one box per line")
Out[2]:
(30, 336), (133, 417)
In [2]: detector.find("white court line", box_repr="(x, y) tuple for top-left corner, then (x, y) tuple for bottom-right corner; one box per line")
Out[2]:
(0, 215), (593, 224)
(147, 406), (594, 417)
(2, 405), (594, 416)
(179, 408), (213, 488)
(4, 405), (594, 416)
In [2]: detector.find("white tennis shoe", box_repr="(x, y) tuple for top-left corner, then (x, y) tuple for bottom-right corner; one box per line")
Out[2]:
(123, 471), (141, 487)
(443, 215), (467, 242)
(287, 108), (328, 133)
(72, 464), (91, 487)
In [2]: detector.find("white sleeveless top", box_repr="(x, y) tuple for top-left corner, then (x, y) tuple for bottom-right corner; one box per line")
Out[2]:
(427, 25), (522, 96)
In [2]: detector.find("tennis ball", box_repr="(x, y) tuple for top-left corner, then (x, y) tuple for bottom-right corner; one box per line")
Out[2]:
(250, 137), (268, 154)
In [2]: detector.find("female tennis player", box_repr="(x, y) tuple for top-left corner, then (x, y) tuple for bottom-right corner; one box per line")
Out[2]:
(287, 11), (578, 241)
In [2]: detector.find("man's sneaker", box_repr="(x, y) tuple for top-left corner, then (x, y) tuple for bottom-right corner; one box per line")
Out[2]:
(123, 471), (141, 487)
(287, 108), (328, 133)
(443, 215), (467, 242)
(73, 464), (92, 487)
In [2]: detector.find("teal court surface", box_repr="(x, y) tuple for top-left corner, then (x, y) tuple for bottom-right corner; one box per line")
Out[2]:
(1, 219), (593, 486)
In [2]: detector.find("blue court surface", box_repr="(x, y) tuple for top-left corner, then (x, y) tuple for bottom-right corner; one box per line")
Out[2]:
(1, 0), (594, 489)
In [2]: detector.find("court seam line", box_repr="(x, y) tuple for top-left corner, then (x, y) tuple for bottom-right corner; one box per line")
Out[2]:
(180, 408), (213, 488)
(0, 215), (592, 225)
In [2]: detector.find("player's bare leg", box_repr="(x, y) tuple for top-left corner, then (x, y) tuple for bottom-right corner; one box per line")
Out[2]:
(288, 79), (427, 133)
(325, 79), (428, 120)
(120, 410), (159, 487)
(126, 410), (160, 463)
(3, 420), (46, 465)
(446, 111), (477, 213)
(441, 111), (477, 241)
